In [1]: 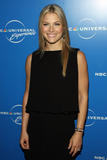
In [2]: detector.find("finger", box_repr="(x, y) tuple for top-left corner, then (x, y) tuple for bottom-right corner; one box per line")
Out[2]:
(68, 139), (73, 149)
(22, 141), (27, 149)
(26, 139), (30, 149)
(24, 140), (29, 149)
(72, 148), (77, 157)
(77, 148), (81, 152)
(75, 145), (81, 152)
(21, 140), (28, 149)
(77, 146), (81, 152)
(21, 142), (26, 149)
(69, 145), (75, 155)
(20, 140), (25, 149)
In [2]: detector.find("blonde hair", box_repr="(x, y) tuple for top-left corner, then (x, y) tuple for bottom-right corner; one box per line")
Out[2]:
(38, 4), (71, 77)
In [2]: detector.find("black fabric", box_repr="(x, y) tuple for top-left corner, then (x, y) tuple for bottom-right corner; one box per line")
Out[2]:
(27, 112), (76, 160)
(26, 48), (80, 119)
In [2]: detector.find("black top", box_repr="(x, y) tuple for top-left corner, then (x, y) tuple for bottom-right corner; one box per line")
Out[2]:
(26, 48), (80, 119)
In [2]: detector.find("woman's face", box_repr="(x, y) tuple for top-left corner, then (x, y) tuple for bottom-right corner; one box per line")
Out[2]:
(41, 12), (63, 45)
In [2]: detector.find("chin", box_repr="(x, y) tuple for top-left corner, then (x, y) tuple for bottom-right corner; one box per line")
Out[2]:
(46, 38), (61, 44)
(47, 40), (59, 44)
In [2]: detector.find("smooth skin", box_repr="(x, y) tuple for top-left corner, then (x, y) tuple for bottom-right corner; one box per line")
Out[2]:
(20, 12), (89, 157)
(68, 51), (88, 156)
(41, 13), (63, 50)
(20, 54), (32, 150)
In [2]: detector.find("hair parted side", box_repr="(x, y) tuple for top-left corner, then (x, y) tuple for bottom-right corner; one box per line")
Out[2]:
(38, 4), (72, 77)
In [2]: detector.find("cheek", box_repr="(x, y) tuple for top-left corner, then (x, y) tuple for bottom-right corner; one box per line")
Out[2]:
(57, 26), (63, 34)
(41, 26), (48, 34)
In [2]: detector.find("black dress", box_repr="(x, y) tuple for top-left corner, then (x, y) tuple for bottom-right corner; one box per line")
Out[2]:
(25, 48), (80, 160)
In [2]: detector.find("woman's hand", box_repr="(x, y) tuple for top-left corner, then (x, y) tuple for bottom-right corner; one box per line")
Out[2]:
(20, 131), (30, 150)
(68, 131), (83, 157)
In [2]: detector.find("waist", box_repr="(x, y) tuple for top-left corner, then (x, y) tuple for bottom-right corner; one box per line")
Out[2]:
(26, 104), (79, 119)
(29, 110), (78, 118)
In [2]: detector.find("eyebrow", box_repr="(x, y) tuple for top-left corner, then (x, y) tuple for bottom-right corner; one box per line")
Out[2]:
(42, 21), (61, 23)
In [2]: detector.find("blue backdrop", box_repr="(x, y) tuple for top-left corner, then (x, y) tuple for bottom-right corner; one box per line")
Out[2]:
(0, 0), (107, 160)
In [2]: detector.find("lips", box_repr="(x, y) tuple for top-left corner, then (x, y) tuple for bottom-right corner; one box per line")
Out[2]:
(47, 34), (56, 38)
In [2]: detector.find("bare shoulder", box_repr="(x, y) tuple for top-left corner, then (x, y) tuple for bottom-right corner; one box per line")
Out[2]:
(26, 54), (32, 67)
(77, 50), (87, 66)
(25, 54), (32, 78)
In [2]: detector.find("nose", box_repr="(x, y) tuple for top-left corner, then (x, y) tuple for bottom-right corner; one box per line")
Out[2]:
(49, 25), (54, 32)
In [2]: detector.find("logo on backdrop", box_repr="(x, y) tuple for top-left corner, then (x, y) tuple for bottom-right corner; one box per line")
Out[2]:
(95, 72), (107, 77)
(0, 20), (36, 43)
(85, 108), (107, 127)
(9, 104), (22, 125)
(77, 18), (96, 39)
(85, 108), (96, 127)
(94, 155), (107, 160)
(69, 18), (107, 39)
(0, 104), (22, 125)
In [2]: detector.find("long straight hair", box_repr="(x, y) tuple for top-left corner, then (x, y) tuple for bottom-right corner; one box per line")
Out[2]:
(38, 4), (72, 77)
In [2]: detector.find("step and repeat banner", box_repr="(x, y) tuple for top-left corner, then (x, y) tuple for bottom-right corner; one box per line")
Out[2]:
(0, 0), (107, 160)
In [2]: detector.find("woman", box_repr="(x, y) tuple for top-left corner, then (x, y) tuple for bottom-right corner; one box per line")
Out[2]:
(20, 4), (89, 160)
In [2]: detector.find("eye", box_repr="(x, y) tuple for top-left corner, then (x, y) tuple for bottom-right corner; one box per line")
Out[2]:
(43, 23), (49, 26)
(55, 23), (61, 26)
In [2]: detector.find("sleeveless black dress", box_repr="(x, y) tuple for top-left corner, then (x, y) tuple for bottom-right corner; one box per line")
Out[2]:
(25, 48), (80, 160)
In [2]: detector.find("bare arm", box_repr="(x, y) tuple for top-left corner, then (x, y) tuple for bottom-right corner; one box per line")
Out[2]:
(68, 50), (89, 156)
(20, 54), (32, 149)
(76, 50), (89, 130)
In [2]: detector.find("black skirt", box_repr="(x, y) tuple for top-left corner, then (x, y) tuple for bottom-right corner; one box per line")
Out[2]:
(26, 112), (76, 160)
